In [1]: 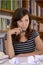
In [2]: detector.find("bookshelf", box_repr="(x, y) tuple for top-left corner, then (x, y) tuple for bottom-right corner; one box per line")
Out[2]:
(36, 0), (43, 40)
(0, 0), (43, 52)
(0, 30), (7, 32)
(0, 8), (14, 15)
(36, 0), (43, 7)
(0, 0), (43, 37)
(0, 8), (43, 21)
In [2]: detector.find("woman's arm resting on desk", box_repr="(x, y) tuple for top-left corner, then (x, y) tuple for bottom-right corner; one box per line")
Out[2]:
(5, 39), (15, 59)
(16, 50), (43, 57)
(16, 36), (43, 57)
(4, 31), (15, 59)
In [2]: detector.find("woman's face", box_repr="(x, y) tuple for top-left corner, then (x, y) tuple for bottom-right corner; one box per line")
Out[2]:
(17, 15), (29, 32)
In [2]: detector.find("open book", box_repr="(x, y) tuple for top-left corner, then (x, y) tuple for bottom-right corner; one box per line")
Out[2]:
(0, 52), (9, 63)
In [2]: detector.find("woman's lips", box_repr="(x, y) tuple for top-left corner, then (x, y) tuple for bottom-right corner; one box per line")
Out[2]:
(21, 28), (26, 32)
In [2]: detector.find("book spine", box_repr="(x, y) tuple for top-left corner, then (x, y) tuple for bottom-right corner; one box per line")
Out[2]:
(0, 18), (2, 30)
(1, 0), (7, 9)
(0, 38), (3, 51)
(0, 0), (1, 8)
(6, 0), (11, 10)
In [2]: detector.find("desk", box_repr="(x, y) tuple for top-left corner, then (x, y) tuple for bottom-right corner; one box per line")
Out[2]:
(0, 60), (43, 65)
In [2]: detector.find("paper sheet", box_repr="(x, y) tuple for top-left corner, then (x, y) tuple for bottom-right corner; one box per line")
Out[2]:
(9, 57), (19, 65)
(9, 55), (43, 65)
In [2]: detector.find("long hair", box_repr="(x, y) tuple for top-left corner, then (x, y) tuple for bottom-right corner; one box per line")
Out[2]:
(10, 8), (32, 42)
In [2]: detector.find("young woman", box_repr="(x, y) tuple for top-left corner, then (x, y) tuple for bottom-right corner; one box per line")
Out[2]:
(4, 8), (43, 58)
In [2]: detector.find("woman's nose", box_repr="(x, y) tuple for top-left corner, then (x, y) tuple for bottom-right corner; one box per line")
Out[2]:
(22, 21), (25, 25)
(22, 23), (24, 26)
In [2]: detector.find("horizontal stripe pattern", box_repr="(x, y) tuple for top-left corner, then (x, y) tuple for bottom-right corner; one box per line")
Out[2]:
(13, 30), (39, 55)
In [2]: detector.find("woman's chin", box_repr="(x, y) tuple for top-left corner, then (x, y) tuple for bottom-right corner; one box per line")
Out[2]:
(22, 29), (26, 32)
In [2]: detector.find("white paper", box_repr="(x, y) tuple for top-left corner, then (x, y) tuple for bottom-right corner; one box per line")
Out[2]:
(35, 55), (43, 62)
(27, 56), (34, 63)
(0, 55), (9, 64)
(9, 57), (19, 65)
(9, 55), (43, 65)
(27, 56), (40, 65)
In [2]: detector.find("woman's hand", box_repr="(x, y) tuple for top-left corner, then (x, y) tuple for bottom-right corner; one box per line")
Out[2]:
(7, 27), (22, 35)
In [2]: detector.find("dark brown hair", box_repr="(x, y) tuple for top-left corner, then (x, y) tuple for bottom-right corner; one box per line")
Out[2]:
(10, 8), (32, 42)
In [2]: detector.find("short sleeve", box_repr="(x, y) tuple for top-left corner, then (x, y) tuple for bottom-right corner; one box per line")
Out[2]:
(4, 33), (7, 40)
(32, 30), (39, 38)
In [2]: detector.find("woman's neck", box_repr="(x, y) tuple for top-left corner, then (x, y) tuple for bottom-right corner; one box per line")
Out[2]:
(20, 32), (27, 42)
(20, 32), (25, 37)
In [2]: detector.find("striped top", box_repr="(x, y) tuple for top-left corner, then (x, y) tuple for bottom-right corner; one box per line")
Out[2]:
(12, 30), (39, 55)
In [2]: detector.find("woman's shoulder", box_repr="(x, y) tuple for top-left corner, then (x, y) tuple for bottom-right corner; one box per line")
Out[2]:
(31, 29), (39, 38)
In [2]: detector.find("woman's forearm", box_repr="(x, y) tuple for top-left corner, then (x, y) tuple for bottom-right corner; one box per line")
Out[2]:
(5, 31), (15, 58)
(16, 50), (43, 57)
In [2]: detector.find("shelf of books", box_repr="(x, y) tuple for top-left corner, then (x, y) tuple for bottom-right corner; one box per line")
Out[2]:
(0, 0), (43, 33)
(36, 0), (43, 8)
(0, 8), (14, 14)
(0, 0), (43, 51)
(0, 0), (23, 51)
